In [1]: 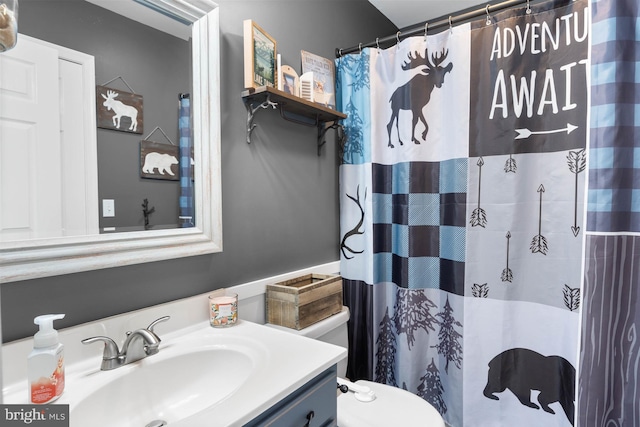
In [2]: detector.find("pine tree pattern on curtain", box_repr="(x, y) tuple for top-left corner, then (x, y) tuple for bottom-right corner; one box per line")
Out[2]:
(337, 0), (588, 425)
(579, 0), (640, 425)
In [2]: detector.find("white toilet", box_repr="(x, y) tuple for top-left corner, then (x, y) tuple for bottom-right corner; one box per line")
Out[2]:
(266, 306), (446, 427)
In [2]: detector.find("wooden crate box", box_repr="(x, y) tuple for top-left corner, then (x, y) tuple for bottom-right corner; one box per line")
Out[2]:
(266, 274), (343, 330)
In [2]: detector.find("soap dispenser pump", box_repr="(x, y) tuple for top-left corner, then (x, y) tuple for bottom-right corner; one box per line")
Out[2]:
(28, 314), (65, 404)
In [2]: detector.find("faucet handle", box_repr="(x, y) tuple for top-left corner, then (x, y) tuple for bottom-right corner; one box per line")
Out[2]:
(82, 336), (122, 370)
(147, 315), (170, 333)
(82, 336), (120, 358)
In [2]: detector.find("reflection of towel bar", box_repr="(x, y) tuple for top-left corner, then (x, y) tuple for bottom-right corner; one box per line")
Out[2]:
(178, 216), (194, 227)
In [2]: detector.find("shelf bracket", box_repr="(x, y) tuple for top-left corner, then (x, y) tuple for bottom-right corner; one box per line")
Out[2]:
(317, 122), (344, 156)
(245, 95), (278, 144)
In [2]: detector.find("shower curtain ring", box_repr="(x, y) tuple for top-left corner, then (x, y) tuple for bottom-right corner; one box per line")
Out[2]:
(526, 0), (532, 14)
(376, 37), (380, 51)
(424, 22), (429, 41)
(359, 43), (362, 53)
(486, 4), (491, 25)
(449, 16), (453, 33)
(396, 31), (401, 49)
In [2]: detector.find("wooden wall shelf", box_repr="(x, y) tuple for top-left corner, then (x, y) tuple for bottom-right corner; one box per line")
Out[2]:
(241, 86), (346, 155)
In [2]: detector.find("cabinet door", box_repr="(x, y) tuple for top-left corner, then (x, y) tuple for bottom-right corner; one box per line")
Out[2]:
(245, 366), (337, 427)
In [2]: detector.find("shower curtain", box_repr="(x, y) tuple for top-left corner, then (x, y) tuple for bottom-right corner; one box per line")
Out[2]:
(579, 0), (640, 425)
(337, 0), (588, 425)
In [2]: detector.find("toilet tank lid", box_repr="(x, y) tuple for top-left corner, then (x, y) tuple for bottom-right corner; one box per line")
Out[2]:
(266, 306), (350, 339)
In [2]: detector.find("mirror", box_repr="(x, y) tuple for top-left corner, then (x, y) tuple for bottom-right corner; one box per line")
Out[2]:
(0, 0), (222, 282)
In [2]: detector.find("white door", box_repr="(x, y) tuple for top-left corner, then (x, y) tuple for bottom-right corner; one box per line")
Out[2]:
(0, 35), (98, 242)
(58, 50), (99, 237)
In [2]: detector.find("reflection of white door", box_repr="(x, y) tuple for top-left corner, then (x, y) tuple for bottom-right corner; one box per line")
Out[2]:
(0, 35), (98, 241)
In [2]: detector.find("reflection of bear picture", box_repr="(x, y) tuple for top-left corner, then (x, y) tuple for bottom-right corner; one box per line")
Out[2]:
(483, 348), (575, 426)
(140, 140), (180, 181)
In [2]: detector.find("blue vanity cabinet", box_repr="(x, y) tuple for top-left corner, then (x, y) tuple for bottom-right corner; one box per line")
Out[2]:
(244, 365), (337, 427)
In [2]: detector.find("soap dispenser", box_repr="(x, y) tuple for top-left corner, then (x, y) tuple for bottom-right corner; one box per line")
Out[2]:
(28, 314), (65, 404)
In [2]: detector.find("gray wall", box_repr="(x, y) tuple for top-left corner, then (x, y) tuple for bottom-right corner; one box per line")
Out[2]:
(1, 0), (396, 342)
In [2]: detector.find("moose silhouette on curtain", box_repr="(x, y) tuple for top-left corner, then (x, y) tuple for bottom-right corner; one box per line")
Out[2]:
(386, 48), (453, 148)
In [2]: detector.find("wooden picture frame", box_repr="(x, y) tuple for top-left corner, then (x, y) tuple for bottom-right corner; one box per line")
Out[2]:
(96, 85), (143, 134)
(280, 65), (299, 97)
(243, 19), (277, 89)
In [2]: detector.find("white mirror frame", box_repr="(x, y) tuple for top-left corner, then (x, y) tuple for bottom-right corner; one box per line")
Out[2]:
(0, 1), (222, 283)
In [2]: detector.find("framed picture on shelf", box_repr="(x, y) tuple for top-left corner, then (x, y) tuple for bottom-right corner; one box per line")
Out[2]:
(280, 65), (299, 97)
(300, 50), (336, 109)
(243, 19), (277, 89)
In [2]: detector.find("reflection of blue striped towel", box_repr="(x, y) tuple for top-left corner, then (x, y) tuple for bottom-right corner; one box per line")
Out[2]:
(179, 94), (194, 227)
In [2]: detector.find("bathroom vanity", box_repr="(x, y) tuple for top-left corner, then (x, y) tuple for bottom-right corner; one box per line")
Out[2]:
(245, 366), (337, 426)
(2, 300), (345, 427)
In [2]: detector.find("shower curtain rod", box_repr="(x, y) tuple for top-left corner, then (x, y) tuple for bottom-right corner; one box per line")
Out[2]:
(336, 0), (541, 57)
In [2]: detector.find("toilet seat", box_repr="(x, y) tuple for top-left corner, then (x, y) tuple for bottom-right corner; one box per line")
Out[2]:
(265, 310), (445, 426)
(337, 380), (446, 427)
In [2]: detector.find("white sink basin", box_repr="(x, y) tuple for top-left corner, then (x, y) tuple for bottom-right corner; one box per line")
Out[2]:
(71, 345), (255, 426)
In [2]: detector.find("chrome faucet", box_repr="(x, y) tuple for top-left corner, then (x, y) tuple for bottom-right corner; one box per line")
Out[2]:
(82, 316), (170, 371)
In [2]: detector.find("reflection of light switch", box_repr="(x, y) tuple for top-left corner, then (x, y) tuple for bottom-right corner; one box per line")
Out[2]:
(103, 199), (115, 217)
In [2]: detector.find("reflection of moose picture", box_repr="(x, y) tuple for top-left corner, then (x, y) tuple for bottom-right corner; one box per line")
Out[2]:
(387, 49), (452, 148)
(140, 141), (179, 181)
(96, 85), (143, 134)
(483, 348), (575, 426)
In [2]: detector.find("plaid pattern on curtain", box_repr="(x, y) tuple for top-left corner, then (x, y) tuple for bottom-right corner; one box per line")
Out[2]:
(586, 0), (640, 232)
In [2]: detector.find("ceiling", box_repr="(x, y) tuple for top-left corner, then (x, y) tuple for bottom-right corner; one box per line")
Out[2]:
(368, 0), (492, 29)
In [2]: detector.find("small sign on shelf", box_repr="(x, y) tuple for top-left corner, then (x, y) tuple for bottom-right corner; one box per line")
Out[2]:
(300, 50), (336, 109)
(280, 65), (299, 97)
